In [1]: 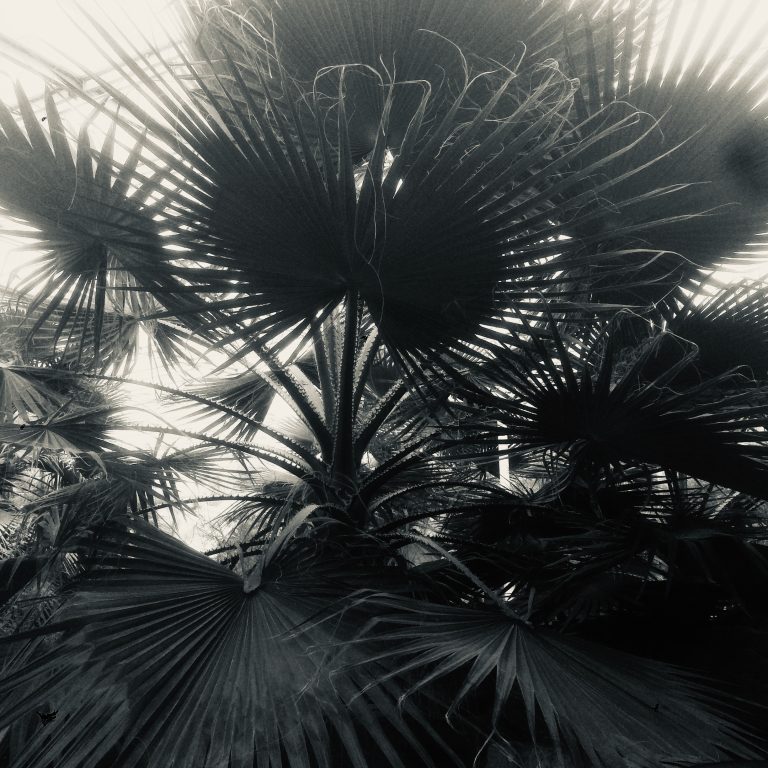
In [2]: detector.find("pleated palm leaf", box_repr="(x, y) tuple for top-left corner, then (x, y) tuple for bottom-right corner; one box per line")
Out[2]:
(20, 9), (701, 359)
(0, 520), (467, 768)
(185, 0), (581, 160)
(465, 314), (768, 498)
(661, 278), (768, 380)
(0, 303), (230, 648)
(565, 0), (768, 305)
(0, 88), (186, 367)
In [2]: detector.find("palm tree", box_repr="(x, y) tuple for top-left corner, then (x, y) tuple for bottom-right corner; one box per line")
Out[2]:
(1, 0), (768, 765)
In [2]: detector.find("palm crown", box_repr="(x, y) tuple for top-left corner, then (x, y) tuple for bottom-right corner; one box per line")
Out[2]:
(1, 1), (768, 766)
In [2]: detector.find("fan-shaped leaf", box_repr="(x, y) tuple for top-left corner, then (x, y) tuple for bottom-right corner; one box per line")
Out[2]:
(361, 600), (763, 767)
(0, 88), (169, 367)
(0, 522), (457, 768)
(471, 317), (768, 499)
(568, 1), (768, 303)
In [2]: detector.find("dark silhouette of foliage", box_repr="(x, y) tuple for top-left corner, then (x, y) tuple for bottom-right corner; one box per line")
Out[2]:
(0, 1), (767, 766)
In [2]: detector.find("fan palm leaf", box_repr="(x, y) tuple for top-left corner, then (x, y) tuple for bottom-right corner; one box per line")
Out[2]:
(358, 599), (762, 767)
(661, 279), (768, 381)
(15, 13), (698, 357)
(1, 1), (768, 765)
(186, 0), (570, 159)
(0, 88), (170, 366)
(567, 0), (768, 304)
(0, 288), (195, 375)
(0, 520), (458, 768)
(0, 366), (69, 425)
(466, 315), (768, 499)
(522, 472), (768, 621)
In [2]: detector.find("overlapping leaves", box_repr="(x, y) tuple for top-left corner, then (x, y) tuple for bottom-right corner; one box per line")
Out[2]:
(358, 599), (762, 767)
(31, 14), (705, 357)
(0, 2), (768, 767)
(186, 0), (568, 158)
(466, 315), (768, 499)
(0, 521), (457, 768)
(0, 88), (171, 366)
(662, 279), (768, 381)
(566, 0), (768, 304)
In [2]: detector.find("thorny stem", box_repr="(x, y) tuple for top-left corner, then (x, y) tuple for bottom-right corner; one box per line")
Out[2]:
(331, 290), (362, 522)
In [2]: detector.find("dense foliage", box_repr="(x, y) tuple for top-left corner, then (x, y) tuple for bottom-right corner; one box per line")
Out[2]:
(1, 1), (768, 765)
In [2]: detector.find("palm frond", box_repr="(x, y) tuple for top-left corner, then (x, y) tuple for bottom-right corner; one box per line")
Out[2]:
(21, 14), (696, 356)
(662, 279), (768, 381)
(0, 87), (170, 367)
(361, 599), (763, 767)
(0, 367), (68, 425)
(1, 2), (768, 764)
(567, 0), (768, 304)
(186, 0), (566, 158)
(0, 521), (458, 768)
(467, 315), (768, 499)
(0, 403), (126, 456)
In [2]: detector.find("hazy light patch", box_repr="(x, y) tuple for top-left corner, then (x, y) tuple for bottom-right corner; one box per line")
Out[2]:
(666, 1), (768, 82)
(0, 0), (180, 103)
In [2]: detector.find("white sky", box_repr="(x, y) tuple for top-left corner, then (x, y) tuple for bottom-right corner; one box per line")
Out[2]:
(0, 0), (179, 100)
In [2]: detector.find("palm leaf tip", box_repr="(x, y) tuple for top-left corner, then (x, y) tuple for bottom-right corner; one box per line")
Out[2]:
(362, 602), (764, 768)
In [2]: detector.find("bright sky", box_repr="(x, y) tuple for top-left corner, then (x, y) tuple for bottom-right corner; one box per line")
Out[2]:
(0, 0), (179, 100)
